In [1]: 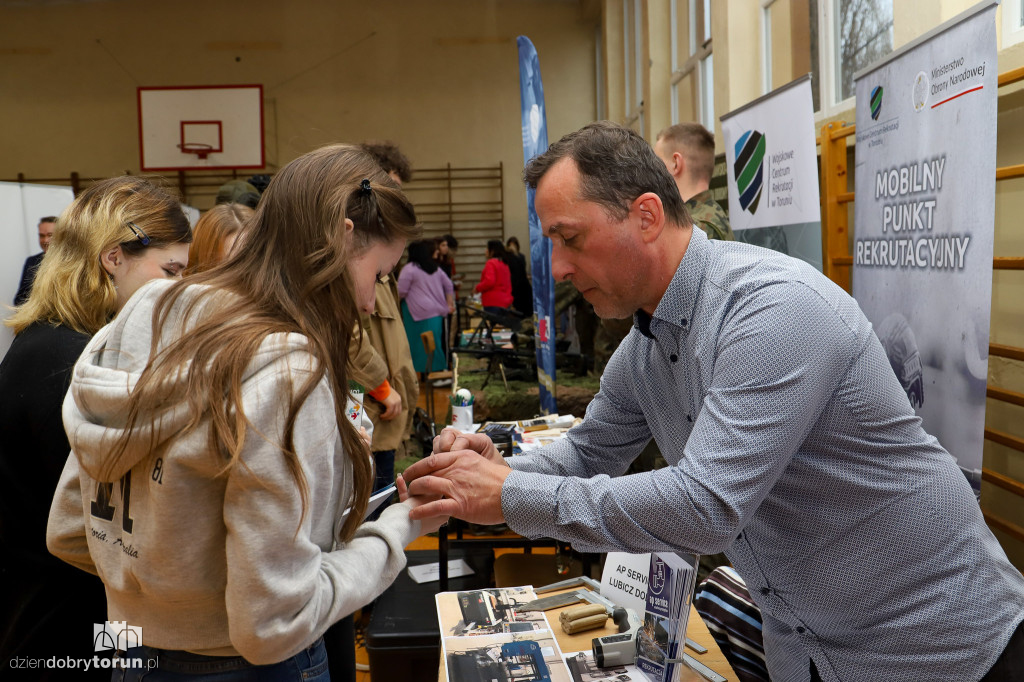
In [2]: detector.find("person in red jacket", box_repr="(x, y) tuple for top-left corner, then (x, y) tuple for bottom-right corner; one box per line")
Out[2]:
(475, 239), (514, 313)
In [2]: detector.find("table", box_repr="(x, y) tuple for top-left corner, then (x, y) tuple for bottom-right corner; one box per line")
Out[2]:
(437, 589), (739, 682)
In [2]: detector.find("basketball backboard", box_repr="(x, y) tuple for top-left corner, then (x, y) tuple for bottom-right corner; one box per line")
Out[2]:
(137, 85), (264, 171)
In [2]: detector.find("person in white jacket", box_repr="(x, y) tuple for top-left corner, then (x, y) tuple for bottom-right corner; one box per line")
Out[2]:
(46, 144), (447, 681)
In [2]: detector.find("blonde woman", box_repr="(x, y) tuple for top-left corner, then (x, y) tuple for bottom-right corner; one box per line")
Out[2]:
(186, 202), (254, 275)
(0, 177), (192, 674)
(47, 145), (447, 680)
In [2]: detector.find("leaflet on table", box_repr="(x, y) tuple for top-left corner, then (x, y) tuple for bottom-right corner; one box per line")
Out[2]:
(635, 553), (698, 682)
(436, 585), (573, 682)
(406, 558), (475, 584)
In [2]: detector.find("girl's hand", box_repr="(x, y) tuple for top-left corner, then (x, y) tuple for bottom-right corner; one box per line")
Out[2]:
(396, 474), (450, 536)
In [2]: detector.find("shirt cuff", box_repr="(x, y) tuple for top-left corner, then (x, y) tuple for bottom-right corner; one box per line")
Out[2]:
(368, 379), (392, 402)
(501, 469), (560, 540)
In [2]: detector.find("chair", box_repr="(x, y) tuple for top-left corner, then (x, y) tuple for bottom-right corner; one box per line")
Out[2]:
(420, 330), (453, 425)
(693, 566), (769, 682)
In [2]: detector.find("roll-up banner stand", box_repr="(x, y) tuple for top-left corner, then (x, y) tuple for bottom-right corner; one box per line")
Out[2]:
(721, 74), (823, 270)
(853, 0), (997, 493)
(517, 36), (557, 415)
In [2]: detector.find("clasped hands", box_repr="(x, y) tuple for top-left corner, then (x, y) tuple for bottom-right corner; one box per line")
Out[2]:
(397, 427), (513, 527)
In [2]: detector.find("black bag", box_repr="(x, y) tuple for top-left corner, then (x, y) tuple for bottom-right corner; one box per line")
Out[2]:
(411, 407), (435, 458)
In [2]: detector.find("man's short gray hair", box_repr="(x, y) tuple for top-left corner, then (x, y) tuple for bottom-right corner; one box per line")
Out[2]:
(523, 121), (690, 227)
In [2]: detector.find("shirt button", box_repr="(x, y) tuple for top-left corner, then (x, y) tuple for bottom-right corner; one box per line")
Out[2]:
(681, 318), (688, 326)
(736, 532), (743, 540)
(796, 627), (806, 634)
(670, 354), (678, 362)
(760, 587), (771, 596)
(686, 414), (692, 422)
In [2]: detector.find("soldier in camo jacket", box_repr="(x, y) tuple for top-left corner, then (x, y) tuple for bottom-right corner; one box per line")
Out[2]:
(654, 122), (734, 242)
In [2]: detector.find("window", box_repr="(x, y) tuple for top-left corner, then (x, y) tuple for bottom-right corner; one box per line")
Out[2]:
(1003, 0), (1024, 47)
(670, 0), (713, 129)
(762, 0), (818, 107)
(761, 0), (891, 115)
(834, 0), (893, 102)
(624, 0), (645, 135)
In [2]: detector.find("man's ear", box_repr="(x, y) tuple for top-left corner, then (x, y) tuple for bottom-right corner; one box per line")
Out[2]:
(634, 192), (666, 245)
(99, 245), (123, 277)
(672, 152), (686, 179)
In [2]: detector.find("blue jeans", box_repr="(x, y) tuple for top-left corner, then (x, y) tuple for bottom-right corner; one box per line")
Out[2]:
(111, 637), (329, 681)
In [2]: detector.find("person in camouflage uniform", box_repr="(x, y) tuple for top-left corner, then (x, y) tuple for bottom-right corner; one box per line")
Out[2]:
(653, 122), (734, 242)
(685, 188), (734, 242)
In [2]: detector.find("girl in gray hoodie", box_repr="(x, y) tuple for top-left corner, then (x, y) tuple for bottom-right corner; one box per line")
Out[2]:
(47, 145), (447, 680)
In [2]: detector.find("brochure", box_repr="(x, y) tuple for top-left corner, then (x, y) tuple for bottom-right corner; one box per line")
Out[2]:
(635, 553), (698, 682)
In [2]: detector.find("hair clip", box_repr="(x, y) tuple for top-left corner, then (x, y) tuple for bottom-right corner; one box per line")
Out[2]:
(359, 179), (373, 196)
(126, 222), (151, 246)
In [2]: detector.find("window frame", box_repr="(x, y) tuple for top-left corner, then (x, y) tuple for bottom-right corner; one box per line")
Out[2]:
(758, 0), (896, 119)
(1002, 0), (1024, 47)
(669, 0), (713, 128)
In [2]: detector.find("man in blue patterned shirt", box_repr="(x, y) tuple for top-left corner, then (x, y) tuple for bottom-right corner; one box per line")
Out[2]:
(401, 122), (1024, 682)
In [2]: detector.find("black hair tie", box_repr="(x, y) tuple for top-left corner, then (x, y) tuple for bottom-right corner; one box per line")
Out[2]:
(359, 179), (373, 196)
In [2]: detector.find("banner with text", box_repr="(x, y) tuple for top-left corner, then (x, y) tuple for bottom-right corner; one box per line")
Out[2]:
(517, 35), (557, 415)
(853, 0), (996, 491)
(721, 75), (823, 270)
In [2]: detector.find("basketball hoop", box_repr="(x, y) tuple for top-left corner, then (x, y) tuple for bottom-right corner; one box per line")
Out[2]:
(178, 142), (215, 160)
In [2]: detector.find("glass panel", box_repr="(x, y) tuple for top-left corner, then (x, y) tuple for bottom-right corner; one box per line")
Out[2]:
(766, 0), (818, 109)
(701, 53), (715, 129)
(676, 71), (698, 123)
(835, 0), (893, 102)
(624, 0), (634, 115)
(635, 0), (644, 110)
(702, 0), (712, 45)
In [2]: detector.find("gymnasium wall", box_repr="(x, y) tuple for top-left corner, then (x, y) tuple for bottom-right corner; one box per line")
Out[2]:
(0, 0), (598, 247)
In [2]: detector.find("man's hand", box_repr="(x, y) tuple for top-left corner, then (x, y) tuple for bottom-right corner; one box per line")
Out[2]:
(399, 450), (512, 525)
(395, 475), (449, 536)
(378, 390), (403, 421)
(432, 427), (505, 466)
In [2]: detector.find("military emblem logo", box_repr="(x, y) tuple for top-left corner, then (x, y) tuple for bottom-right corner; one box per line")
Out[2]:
(870, 85), (883, 120)
(733, 130), (765, 214)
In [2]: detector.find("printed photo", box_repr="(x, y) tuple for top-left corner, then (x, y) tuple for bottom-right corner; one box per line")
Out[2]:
(436, 586), (547, 636)
(443, 632), (571, 682)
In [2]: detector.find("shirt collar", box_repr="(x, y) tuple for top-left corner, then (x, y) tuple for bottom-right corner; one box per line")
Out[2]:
(633, 227), (711, 337)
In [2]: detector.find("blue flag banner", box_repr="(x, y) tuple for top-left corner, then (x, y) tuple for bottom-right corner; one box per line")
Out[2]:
(517, 35), (557, 415)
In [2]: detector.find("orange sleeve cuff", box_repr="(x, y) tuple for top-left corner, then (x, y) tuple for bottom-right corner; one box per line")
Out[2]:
(368, 379), (392, 402)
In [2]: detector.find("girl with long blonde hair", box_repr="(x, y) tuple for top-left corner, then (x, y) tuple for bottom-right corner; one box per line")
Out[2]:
(46, 145), (446, 680)
(0, 176), (192, 674)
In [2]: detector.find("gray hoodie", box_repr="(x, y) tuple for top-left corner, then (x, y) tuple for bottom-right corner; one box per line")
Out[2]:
(47, 279), (418, 664)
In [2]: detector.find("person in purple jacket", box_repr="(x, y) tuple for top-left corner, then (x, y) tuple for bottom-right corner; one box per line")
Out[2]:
(398, 238), (454, 375)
